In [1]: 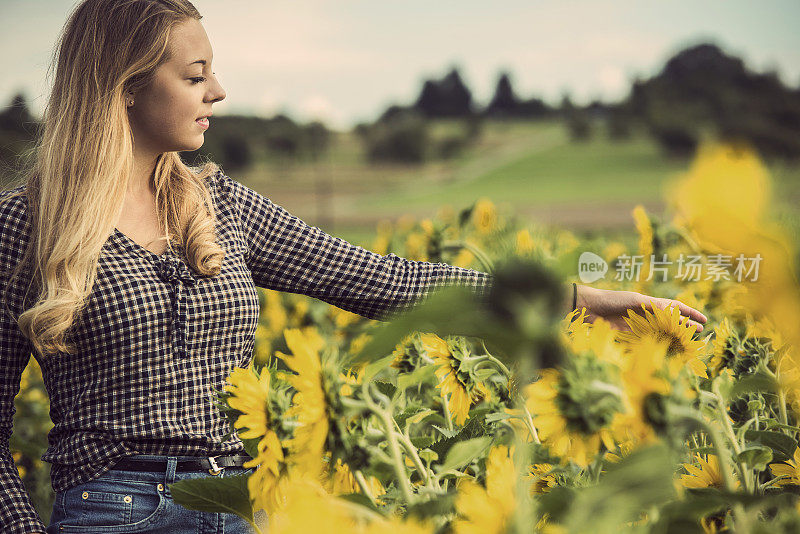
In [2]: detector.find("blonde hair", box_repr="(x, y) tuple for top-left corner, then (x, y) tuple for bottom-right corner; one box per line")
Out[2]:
(1, 0), (226, 357)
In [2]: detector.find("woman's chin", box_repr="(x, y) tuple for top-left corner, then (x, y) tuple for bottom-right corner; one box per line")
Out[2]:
(181, 137), (205, 153)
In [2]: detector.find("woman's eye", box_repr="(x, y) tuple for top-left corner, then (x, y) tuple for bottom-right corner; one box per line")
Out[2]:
(190, 77), (206, 84)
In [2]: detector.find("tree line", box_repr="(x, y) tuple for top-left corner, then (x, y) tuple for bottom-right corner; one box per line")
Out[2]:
(1, 41), (799, 178)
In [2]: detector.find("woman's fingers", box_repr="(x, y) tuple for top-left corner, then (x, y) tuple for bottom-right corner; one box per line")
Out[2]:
(639, 295), (708, 332)
(677, 314), (705, 333)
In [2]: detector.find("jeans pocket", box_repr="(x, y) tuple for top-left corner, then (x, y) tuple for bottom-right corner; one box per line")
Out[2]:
(57, 478), (167, 533)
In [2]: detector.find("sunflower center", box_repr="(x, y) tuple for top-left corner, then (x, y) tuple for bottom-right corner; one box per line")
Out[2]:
(655, 332), (687, 358)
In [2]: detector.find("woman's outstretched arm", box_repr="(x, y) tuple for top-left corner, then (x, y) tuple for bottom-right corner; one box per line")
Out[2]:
(216, 171), (493, 320)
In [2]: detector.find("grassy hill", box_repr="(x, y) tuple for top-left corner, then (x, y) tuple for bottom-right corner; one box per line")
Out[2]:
(235, 118), (800, 247)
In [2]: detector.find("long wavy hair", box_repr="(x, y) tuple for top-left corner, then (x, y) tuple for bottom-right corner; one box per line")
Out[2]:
(1, 0), (226, 357)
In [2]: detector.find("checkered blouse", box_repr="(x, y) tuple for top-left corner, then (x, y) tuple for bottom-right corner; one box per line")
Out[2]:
(0, 170), (493, 533)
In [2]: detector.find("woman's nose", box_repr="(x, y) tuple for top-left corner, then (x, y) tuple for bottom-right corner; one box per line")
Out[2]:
(210, 76), (226, 103)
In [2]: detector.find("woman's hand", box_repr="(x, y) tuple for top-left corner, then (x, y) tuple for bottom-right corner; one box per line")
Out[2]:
(573, 284), (708, 333)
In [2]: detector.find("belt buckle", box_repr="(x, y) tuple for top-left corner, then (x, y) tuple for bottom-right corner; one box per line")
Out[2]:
(208, 455), (223, 475)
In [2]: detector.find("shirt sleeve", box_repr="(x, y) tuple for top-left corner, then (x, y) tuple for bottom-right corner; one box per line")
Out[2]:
(216, 171), (494, 321)
(0, 192), (47, 533)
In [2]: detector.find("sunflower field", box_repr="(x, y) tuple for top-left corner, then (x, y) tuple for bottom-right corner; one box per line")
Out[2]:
(164, 141), (800, 533)
(15, 141), (799, 532)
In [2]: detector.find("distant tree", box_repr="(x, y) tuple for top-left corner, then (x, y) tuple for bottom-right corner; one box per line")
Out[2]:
(558, 92), (592, 141)
(567, 112), (592, 142)
(378, 104), (412, 124)
(485, 72), (518, 118)
(264, 114), (302, 158)
(517, 96), (553, 119)
(221, 134), (252, 171)
(364, 109), (429, 163)
(559, 93), (575, 116)
(0, 93), (39, 180)
(626, 43), (800, 160)
(304, 121), (331, 161)
(353, 122), (370, 139)
(0, 93), (37, 137)
(585, 99), (609, 120)
(606, 105), (633, 140)
(414, 67), (474, 117)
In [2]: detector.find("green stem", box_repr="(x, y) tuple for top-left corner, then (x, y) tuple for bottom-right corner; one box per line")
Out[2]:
(354, 470), (377, 506)
(472, 353), (512, 378)
(712, 381), (751, 492)
(521, 404), (541, 444)
(362, 381), (415, 504)
(442, 239), (495, 273)
(778, 390), (789, 427)
(392, 421), (433, 487)
(441, 394), (454, 432)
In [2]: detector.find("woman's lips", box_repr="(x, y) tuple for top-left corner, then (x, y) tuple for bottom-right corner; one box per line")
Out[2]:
(196, 117), (209, 130)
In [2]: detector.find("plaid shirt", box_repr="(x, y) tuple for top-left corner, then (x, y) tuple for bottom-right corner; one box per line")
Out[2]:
(0, 170), (493, 533)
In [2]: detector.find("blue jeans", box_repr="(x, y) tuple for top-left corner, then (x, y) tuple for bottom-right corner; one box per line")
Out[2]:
(46, 455), (265, 533)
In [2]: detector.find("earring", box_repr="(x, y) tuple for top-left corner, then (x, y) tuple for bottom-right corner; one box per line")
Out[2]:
(127, 98), (134, 106)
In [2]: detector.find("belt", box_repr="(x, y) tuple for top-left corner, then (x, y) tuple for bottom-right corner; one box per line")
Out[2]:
(111, 453), (254, 475)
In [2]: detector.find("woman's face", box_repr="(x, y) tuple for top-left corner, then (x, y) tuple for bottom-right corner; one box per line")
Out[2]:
(127, 18), (225, 156)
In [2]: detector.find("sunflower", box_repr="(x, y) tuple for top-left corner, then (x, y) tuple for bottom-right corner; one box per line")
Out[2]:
(330, 458), (386, 500)
(268, 476), (353, 534)
(472, 198), (497, 235)
(617, 300), (708, 378)
(680, 453), (739, 489)
(452, 445), (516, 534)
(615, 337), (672, 444)
(421, 333), (472, 426)
(515, 228), (536, 256)
(278, 328), (330, 477)
(524, 366), (619, 467)
(452, 248), (475, 268)
(390, 333), (420, 373)
(223, 364), (290, 513)
(709, 317), (737, 375)
(246, 447), (291, 514)
(271, 471), (432, 534)
(744, 313), (783, 350)
(602, 241), (628, 265)
(566, 316), (625, 368)
(769, 447), (800, 486)
(405, 232), (429, 261)
(562, 307), (590, 340)
(528, 463), (556, 494)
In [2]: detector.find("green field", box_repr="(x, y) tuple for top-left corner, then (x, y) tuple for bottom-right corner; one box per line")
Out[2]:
(237, 119), (800, 247)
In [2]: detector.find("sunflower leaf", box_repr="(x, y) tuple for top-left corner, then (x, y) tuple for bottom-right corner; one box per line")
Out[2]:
(169, 473), (253, 522)
(730, 372), (779, 399)
(737, 446), (772, 472)
(439, 436), (493, 472)
(744, 430), (797, 462)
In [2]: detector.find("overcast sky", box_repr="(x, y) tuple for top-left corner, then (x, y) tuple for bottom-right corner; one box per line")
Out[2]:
(1, 0), (798, 131)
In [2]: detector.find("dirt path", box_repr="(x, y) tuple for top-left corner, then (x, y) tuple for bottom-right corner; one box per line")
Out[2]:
(265, 186), (665, 234)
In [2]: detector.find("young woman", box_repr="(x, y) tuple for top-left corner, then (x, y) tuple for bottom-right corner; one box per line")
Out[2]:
(0, 1), (707, 532)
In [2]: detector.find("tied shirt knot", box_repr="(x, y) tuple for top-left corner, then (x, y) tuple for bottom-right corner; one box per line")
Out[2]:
(156, 255), (196, 357)
(156, 255), (196, 286)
